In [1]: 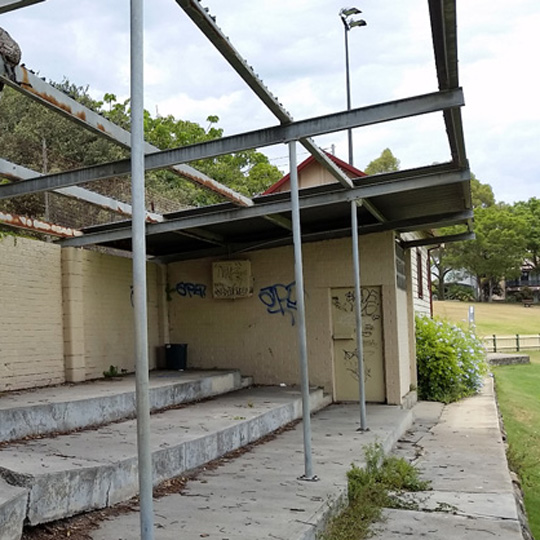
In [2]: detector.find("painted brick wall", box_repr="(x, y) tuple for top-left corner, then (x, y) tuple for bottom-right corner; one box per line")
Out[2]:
(167, 231), (411, 403)
(0, 236), (65, 391)
(0, 237), (164, 391)
(81, 250), (162, 380)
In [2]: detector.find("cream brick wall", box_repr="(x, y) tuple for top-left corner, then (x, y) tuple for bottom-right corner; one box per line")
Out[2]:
(0, 237), (163, 391)
(81, 250), (161, 379)
(168, 231), (412, 403)
(0, 236), (65, 391)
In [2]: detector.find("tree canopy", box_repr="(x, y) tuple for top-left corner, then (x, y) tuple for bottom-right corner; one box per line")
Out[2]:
(0, 80), (282, 221)
(364, 148), (400, 175)
(431, 175), (531, 302)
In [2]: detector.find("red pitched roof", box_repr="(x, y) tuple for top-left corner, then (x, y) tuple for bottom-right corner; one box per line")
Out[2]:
(262, 152), (367, 195)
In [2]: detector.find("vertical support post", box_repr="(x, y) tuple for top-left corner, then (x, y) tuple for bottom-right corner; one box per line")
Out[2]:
(493, 334), (497, 353)
(289, 140), (316, 481)
(351, 201), (367, 430)
(130, 1), (155, 538)
(516, 334), (520, 352)
(343, 23), (353, 166)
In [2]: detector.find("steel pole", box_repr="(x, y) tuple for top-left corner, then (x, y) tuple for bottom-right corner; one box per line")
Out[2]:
(289, 141), (316, 480)
(130, 0), (155, 538)
(351, 201), (368, 430)
(343, 22), (353, 166)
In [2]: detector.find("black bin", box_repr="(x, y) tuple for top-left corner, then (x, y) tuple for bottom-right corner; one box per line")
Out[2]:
(165, 343), (187, 370)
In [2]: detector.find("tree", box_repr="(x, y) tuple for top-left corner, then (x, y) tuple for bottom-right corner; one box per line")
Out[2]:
(430, 175), (496, 300)
(446, 204), (527, 301)
(364, 148), (400, 175)
(514, 197), (540, 269)
(0, 81), (282, 221)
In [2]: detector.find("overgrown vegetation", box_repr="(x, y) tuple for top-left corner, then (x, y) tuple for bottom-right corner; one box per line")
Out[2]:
(415, 315), (487, 403)
(321, 443), (429, 540)
(493, 352), (540, 539)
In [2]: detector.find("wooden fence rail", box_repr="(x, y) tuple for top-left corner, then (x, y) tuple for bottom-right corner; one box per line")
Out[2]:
(483, 334), (540, 353)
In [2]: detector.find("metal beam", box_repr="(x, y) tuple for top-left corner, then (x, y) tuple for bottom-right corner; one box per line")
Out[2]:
(129, 0), (155, 536)
(264, 214), (292, 231)
(60, 168), (470, 248)
(153, 209), (474, 264)
(0, 209), (82, 237)
(428, 0), (467, 169)
(0, 0), (43, 13)
(0, 59), (253, 207)
(1, 89), (465, 200)
(401, 231), (475, 249)
(0, 158), (164, 222)
(172, 227), (226, 246)
(351, 202), (367, 430)
(288, 141), (315, 481)
(175, 0), (385, 217)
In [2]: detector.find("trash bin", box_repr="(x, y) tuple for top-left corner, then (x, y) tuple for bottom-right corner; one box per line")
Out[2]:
(165, 343), (187, 370)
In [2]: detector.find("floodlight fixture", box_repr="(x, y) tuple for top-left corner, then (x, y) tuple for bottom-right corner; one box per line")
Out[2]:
(339, 6), (367, 165)
(349, 19), (367, 29)
(340, 7), (362, 17)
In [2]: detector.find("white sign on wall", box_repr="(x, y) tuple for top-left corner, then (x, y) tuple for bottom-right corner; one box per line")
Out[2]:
(212, 260), (253, 299)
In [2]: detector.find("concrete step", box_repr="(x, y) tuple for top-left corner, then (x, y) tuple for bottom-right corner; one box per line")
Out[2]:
(0, 385), (330, 527)
(0, 478), (26, 540)
(90, 403), (414, 540)
(0, 369), (249, 443)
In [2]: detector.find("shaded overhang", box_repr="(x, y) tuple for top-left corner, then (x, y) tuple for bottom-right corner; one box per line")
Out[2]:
(60, 162), (472, 262)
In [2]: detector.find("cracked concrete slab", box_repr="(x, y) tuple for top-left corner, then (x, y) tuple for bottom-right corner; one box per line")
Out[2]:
(373, 508), (523, 539)
(371, 377), (524, 540)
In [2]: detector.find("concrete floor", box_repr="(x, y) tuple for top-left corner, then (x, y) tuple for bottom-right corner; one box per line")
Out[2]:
(91, 377), (525, 540)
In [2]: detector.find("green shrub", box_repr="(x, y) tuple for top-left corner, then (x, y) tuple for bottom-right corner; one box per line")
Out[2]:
(416, 315), (487, 403)
(444, 282), (476, 302)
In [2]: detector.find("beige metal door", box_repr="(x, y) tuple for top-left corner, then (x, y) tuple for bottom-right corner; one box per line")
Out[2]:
(331, 286), (385, 402)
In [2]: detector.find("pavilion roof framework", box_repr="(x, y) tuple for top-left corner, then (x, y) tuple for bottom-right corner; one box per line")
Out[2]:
(0, 0), (472, 250)
(0, 1), (475, 533)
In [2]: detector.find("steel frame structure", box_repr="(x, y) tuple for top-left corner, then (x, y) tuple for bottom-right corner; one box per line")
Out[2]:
(0, 1), (471, 537)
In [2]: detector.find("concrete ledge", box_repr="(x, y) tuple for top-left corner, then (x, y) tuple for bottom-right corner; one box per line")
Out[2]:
(0, 370), (244, 443)
(0, 386), (328, 525)
(0, 478), (27, 540)
(488, 353), (530, 366)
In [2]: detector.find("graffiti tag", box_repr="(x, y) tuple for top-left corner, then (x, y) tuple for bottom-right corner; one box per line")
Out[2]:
(166, 281), (207, 301)
(258, 281), (297, 325)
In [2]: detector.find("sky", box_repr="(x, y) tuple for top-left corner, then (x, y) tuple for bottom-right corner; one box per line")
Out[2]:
(1, 0), (538, 204)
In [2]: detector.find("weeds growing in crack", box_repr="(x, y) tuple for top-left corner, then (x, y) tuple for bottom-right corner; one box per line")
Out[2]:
(319, 442), (430, 540)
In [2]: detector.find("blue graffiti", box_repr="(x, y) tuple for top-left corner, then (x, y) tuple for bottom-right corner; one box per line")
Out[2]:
(258, 281), (296, 325)
(166, 282), (207, 300)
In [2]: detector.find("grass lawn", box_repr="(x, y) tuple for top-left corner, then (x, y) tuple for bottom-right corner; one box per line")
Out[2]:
(433, 300), (540, 337)
(493, 351), (540, 539)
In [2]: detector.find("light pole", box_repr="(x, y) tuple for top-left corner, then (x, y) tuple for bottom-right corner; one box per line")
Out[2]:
(340, 7), (366, 166)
